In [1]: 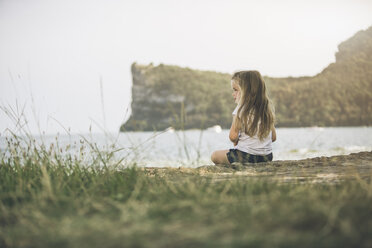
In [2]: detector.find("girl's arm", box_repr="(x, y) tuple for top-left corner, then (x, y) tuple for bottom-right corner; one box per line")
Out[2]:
(272, 126), (277, 142)
(229, 116), (240, 145)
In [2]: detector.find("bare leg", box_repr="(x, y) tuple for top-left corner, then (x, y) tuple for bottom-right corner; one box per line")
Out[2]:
(211, 149), (230, 165)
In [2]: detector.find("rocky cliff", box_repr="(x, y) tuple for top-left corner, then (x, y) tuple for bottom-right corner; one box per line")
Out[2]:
(121, 26), (372, 131)
(122, 63), (234, 131)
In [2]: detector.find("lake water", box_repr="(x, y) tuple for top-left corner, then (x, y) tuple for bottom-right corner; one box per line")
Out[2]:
(1, 127), (371, 168)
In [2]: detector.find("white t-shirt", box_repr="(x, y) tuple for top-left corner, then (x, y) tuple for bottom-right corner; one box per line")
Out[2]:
(232, 105), (272, 155)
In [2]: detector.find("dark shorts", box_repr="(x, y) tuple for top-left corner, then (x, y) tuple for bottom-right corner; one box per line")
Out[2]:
(226, 149), (273, 164)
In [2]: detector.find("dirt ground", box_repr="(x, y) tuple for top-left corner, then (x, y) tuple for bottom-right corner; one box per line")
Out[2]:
(144, 151), (372, 183)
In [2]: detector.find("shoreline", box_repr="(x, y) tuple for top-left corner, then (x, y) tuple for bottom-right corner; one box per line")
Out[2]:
(143, 151), (372, 183)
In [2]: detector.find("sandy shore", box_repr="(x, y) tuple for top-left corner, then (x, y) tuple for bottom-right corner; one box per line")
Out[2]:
(144, 151), (372, 183)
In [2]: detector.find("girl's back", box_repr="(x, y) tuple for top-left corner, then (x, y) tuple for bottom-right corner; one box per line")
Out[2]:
(232, 105), (273, 155)
(211, 70), (276, 165)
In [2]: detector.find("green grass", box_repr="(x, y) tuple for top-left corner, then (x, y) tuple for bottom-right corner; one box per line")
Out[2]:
(1, 135), (372, 248)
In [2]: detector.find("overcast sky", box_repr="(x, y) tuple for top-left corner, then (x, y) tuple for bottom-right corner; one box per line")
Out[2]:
(1, 0), (371, 135)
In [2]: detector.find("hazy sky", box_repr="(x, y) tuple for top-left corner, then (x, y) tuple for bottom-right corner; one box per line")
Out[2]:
(1, 0), (371, 135)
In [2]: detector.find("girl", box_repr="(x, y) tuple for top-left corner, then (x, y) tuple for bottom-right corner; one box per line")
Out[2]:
(211, 70), (276, 164)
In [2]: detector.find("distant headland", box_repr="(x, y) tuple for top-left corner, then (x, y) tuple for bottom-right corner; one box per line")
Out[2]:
(121, 26), (372, 132)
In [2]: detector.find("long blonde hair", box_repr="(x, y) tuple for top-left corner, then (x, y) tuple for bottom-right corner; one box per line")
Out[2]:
(232, 71), (275, 140)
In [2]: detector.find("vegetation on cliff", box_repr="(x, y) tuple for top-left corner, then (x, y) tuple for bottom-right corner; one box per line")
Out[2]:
(121, 26), (372, 131)
(123, 64), (233, 131)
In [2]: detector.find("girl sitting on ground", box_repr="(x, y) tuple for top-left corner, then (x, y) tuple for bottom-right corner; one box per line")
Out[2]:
(211, 70), (276, 164)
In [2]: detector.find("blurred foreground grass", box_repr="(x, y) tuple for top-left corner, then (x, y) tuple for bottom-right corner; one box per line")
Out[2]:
(1, 134), (372, 248)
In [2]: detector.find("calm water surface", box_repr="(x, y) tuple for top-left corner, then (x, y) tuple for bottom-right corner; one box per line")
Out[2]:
(2, 127), (371, 168)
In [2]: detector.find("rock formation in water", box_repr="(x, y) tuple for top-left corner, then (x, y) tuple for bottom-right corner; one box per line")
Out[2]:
(121, 26), (372, 131)
(122, 63), (234, 131)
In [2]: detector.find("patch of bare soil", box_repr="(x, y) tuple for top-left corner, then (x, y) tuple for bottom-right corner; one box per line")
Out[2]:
(144, 151), (372, 183)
